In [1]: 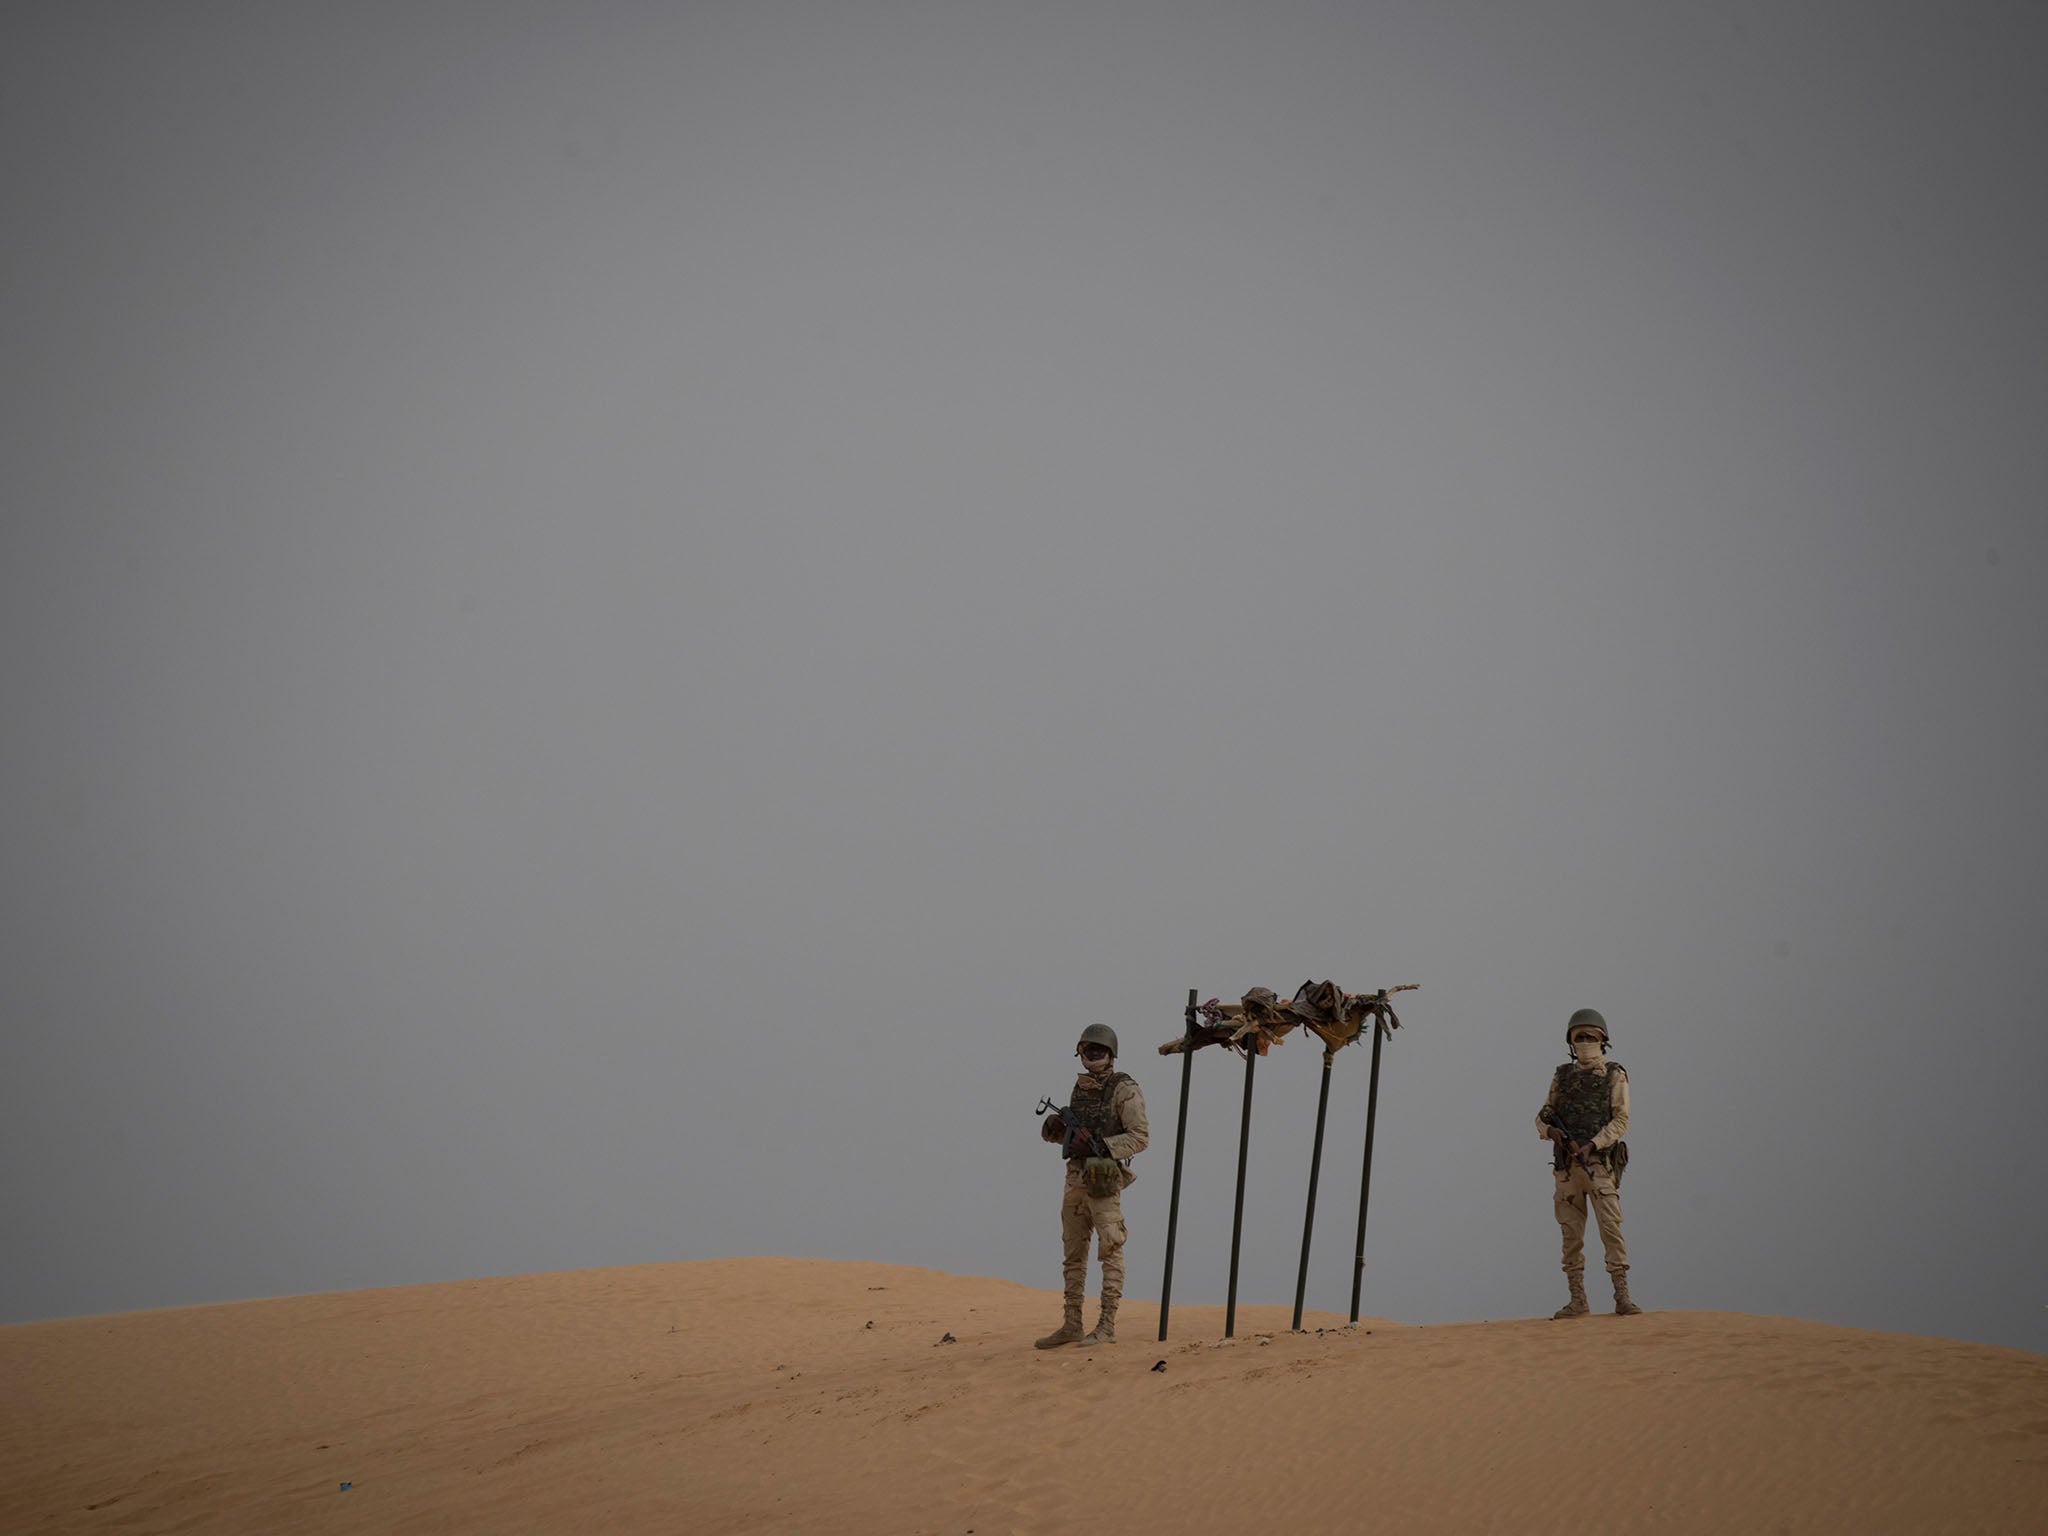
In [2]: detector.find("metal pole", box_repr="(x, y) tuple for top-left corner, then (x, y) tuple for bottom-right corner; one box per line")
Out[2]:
(1291, 1051), (1336, 1331)
(1224, 1037), (1258, 1339)
(1348, 1012), (1388, 1324)
(1157, 988), (1198, 1343)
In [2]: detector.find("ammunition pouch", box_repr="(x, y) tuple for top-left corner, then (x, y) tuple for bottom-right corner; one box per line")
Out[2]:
(1551, 1138), (1627, 1188)
(1082, 1157), (1123, 1199)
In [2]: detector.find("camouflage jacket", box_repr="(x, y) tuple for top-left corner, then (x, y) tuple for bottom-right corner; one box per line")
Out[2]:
(1061, 1069), (1149, 1181)
(1536, 1062), (1630, 1151)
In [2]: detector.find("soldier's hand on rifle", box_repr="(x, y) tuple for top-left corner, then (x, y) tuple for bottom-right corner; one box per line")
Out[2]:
(1070, 1126), (1094, 1154)
(1041, 1116), (1065, 1144)
(1544, 1123), (1568, 1144)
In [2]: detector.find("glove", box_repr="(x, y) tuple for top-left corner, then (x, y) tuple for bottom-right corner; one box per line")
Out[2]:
(1041, 1117), (1065, 1144)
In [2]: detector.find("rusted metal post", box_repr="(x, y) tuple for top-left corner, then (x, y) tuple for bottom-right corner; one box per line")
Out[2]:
(1291, 1050), (1336, 1331)
(1348, 1012), (1388, 1324)
(1224, 1036), (1258, 1338)
(1157, 988), (1198, 1343)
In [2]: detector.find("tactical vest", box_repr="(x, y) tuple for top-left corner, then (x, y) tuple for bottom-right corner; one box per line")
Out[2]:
(1551, 1060), (1622, 1145)
(1067, 1069), (1130, 1156)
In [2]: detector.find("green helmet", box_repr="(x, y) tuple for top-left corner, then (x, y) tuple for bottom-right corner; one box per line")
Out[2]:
(1565, 1008), (1609, 1046)
(1076, 1023), (1119, 1057)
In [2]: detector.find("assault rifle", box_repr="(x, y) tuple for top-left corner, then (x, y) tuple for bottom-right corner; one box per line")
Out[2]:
(1036, 1096), (1107, 1162)
(1539, 1105), (1599, 1178)
(1037, 1095), (1128, 1198)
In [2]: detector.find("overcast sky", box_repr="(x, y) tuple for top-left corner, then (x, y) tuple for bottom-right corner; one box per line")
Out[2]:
(4, 1), (2043, 1354)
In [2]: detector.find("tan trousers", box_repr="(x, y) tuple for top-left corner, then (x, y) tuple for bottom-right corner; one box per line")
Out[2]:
(1060, 1178), (1127, 1307)
(1553, 1161), (1628, 1278)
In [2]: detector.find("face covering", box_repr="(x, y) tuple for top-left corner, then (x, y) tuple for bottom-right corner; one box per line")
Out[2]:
(1571, 1039), (1606, 1070)
(1081, 1052), (1112, 1077)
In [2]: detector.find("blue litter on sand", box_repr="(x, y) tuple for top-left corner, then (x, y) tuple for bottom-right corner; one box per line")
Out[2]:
(339, 1482), (352, 1492)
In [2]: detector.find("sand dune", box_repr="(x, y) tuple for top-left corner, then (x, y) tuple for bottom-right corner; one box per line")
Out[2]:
(5, 1258), (2045, 1534)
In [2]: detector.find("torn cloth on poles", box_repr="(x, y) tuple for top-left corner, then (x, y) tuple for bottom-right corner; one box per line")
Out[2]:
(1157, 981), (1414, 1058)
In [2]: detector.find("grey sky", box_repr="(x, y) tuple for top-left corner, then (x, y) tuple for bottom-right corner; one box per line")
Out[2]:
(4, 2), (2043, 1352)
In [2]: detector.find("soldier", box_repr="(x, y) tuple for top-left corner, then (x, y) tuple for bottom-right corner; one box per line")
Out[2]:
(1035, 1023), (1149, 1348)
(1539, 1008), (1644, 1318)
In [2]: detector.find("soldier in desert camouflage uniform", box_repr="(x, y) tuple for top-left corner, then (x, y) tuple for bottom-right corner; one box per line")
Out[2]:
(1035, 1024), (1149, 1348)
(1539, 1008), (1644, 1318)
